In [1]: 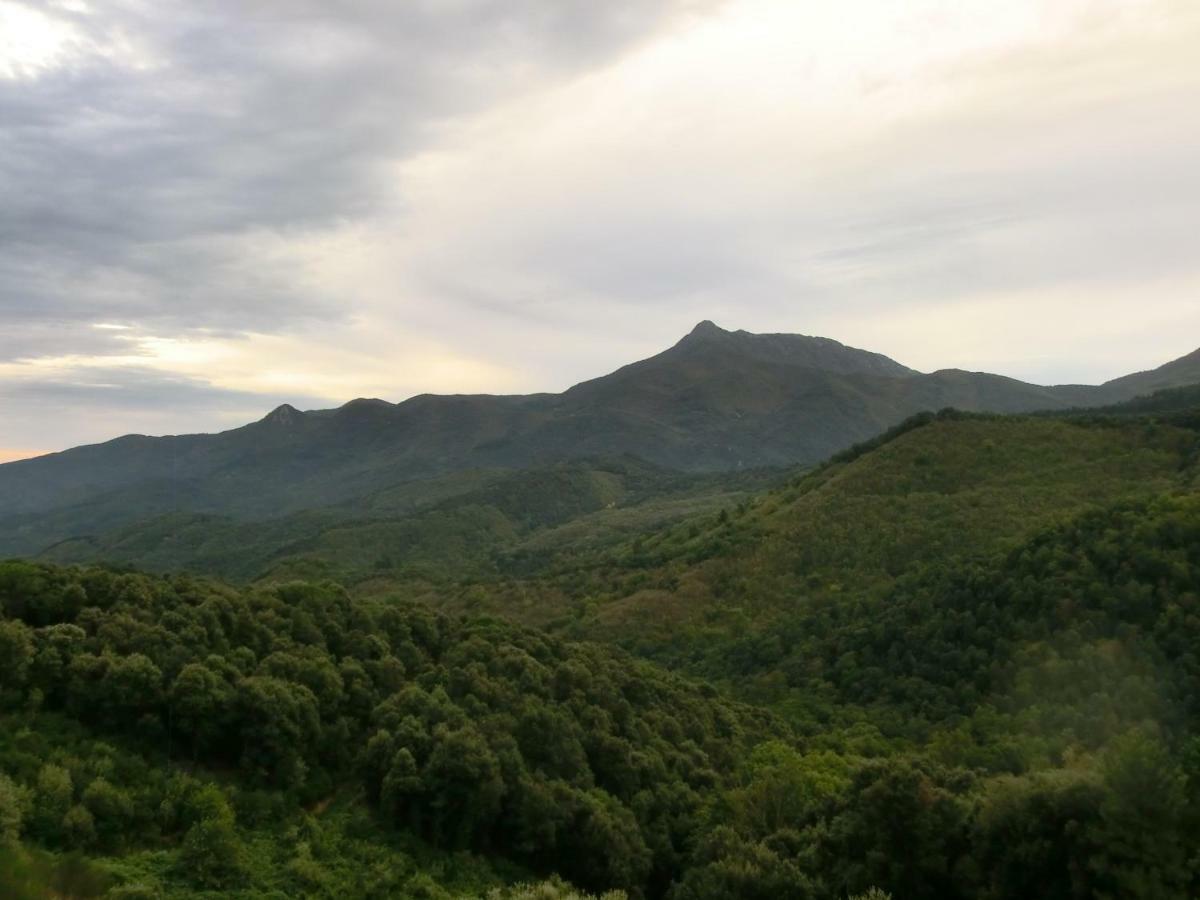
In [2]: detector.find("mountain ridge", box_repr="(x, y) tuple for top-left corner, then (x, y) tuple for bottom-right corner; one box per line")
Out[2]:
(14, 321), (1189, 453)
(1, 322), (1198, 557)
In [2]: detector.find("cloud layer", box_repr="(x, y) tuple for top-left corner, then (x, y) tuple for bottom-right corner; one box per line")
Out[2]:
(2, 0), (1199, 453)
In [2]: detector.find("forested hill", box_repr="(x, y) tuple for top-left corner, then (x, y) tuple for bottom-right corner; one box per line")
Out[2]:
(453, 407), (1200, 649)
(2, 325), (1198, 560)
(0, 564), (779, 898)
(2, 424), (1200, 900)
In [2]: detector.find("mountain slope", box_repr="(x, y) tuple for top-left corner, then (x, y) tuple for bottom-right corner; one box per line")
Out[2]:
(2, 323), (1198, 558)
(1098, 345), (1200, 399)
(458, 410), (1200, 661)
(35, 460), (770, 583)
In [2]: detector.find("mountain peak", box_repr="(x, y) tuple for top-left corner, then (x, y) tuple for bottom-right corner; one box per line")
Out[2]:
(689, 320), (727, 337)
(666, 322), (919, 379)
(327, 398), (399, 432)
(261, 403), (302, 426)
(341, 397), (391, 410)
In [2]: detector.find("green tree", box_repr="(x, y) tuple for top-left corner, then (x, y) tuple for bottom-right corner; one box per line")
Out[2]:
(177, 786), (245, 889)
(669, 826), (816, 900)
(1090, 732), (1194, 899)
(722, 742), (851, 837)
(61, 804), (96, 848)
(235, 676), (320, 785)
(170, 662), (234, 757)
(826, 759), (968, 900)
(0, 619), (34, 698)
(0, 773), (30, 844)
(423, 723), (505, 848)
(973, 769), (1104, 899)
(28, 765), (72, 845)
(81, 778), (134, 851)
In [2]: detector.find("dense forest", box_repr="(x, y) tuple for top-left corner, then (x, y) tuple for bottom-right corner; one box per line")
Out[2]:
(2, 402), (1199, 897)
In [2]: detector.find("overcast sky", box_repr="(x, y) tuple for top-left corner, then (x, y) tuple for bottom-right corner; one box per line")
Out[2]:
(2, 0), (1199, 459)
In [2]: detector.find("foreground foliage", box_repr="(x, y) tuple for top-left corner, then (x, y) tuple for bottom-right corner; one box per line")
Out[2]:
(0, 562), (770, 897)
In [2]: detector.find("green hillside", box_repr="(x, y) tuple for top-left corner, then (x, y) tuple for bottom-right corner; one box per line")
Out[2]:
(36, 460), (773, 584)
(445, 413), (1197, 670)
(668, 492), (1200, 899)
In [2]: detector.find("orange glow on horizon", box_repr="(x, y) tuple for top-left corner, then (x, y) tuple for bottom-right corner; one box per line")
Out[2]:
(0, 448), (46, 463)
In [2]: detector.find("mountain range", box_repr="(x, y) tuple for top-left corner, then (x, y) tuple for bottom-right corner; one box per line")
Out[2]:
(2, 325), (1200, 899)
(1, 321), (1198, 559)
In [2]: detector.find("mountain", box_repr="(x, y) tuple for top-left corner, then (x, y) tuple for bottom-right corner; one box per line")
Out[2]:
(3, 401), (1198, 898)
(1, 322), (1198, 558)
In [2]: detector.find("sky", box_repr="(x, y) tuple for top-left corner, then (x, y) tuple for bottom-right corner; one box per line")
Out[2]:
(2, 0), (1199, 460)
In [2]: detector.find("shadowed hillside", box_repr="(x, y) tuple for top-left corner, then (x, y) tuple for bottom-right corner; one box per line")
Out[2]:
(36, 459), (774, 583)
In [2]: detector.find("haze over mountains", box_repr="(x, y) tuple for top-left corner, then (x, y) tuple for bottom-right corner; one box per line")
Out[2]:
(2, 322), (1199, 562)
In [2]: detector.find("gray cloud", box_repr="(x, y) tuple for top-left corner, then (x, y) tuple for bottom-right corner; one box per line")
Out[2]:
(0, 363), (328, 447)
(0, 0), (713, 335)
(0, 364), (314, 410)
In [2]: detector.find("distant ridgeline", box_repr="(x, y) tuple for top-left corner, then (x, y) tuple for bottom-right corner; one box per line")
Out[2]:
(1, 322), (1199, 563)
